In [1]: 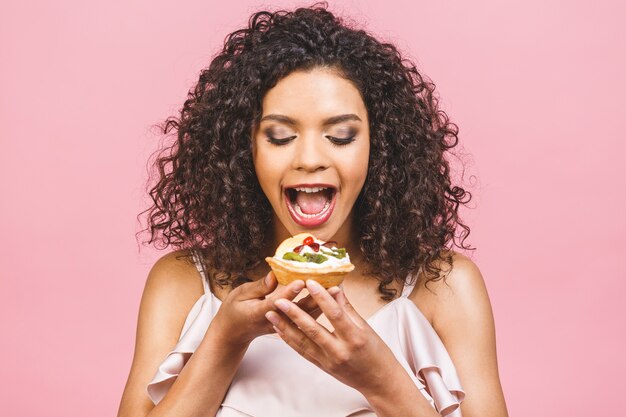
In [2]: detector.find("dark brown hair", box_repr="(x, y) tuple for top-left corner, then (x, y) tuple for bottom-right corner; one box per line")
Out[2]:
(140, 2), (474, 300)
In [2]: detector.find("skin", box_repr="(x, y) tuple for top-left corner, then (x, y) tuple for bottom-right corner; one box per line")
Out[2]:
(117, 67), (508, 417)
(251, 66), (370, 258)
(252, 67), (508, 416)
(210, 66), (375, 348)
(249, 67), (412, 329)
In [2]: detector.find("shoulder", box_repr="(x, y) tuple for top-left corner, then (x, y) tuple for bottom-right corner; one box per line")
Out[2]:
(435, 251), (491, 331)
(435, 251), (490, 325)
(147, 249), (201, 282)
(408, 250), (489, 327)
(409, 251), (509, 416)
(138, 249), (207, 357)
(117, 250), (206, 414)
(143, 249), (205, 303)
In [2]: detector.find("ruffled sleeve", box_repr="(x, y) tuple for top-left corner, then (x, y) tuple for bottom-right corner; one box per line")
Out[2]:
(145, 292), (220, 405)
(396, 299), (466, 416)
(369, 298), (465, 416)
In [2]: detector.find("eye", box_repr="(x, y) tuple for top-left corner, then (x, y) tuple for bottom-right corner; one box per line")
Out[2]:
(266, 135), (297, 146)
(265, 134), (356, 146)
(326, 135), (356, 147)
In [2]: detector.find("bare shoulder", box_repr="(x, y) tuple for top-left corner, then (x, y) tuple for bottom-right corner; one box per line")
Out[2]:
(409, 251), (486, 328)
(136, 249), (206, 358)
(413, 251), (490, 325)
(407, 251), (485, 324)
(408, 250), (509, 417)
(117, 249), (205, 416)
(143, 249), (205, 303)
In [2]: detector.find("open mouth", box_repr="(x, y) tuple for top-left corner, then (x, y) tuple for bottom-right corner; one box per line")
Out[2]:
(284, 186), (337, 227)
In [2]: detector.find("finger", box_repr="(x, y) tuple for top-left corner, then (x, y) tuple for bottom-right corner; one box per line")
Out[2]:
(297, 286), (341, 310)
(236, 272), (278, 299)
(295, 286), (341, 319)
(294, 290), (327, 313)
(334, 288), (366, 328)
(328, 286), (341, 297)
(263, 279), (305, 310)
(265, 311), (324, 367)
(294, 295), (322, 319)
(272, 298), (337, 352)
(306, 280), (359, 337)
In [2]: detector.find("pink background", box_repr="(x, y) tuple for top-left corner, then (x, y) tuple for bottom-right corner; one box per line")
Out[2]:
(1, 1), (624, 416)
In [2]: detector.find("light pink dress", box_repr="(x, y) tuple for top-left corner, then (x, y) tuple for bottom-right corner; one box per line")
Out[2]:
(146, 252), (465, 416)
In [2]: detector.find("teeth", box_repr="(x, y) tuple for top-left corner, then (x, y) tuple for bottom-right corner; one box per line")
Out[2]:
(294, 200), (331, 218)
(294, 187), (328, 193)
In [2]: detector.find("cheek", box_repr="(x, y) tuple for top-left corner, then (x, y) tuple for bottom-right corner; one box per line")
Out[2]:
(356, 141), (370, 181)
(253, 146), (285, 195)
(341, 142), (370, 193)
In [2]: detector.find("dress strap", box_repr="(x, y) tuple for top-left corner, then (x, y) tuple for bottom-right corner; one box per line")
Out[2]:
(191, 249), (211, 295)
(400, 272), (418, 298)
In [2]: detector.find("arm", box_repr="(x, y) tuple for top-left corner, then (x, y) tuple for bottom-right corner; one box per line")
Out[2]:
(116, 251), (248, 417)
(364, 252), (509, 417)
(147, 321), (249, 417)
(413, 252), (509, 417)
(359, 364), (440, 417)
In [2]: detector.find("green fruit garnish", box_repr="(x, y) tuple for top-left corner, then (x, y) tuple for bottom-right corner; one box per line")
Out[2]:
(304, 253), (328, 263)
(282, 251), (329, 264)
(283, 252), (307, 262)
(320, 247), (346, 259)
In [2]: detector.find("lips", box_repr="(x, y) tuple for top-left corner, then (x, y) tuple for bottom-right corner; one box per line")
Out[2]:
(283, 184), (337, 228)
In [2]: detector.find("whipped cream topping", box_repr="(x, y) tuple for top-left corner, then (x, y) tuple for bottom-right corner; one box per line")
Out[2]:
(275, 237), (352, 269)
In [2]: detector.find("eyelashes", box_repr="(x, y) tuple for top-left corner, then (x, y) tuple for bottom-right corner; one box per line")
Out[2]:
(265, 135), (356, 147)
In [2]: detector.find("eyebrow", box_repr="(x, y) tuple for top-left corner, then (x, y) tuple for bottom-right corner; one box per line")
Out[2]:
(259, 113), (362, 126)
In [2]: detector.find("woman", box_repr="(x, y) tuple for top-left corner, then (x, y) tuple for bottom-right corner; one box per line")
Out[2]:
(118, 3), (508, 417)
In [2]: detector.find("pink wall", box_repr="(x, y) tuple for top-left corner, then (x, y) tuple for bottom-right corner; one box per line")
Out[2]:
(1, 1), (624, 416)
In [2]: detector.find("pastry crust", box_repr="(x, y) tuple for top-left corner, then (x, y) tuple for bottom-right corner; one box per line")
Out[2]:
(265, 233), (355, 288)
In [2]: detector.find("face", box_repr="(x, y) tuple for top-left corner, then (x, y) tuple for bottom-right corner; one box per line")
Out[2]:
(252, 67), (370, 246)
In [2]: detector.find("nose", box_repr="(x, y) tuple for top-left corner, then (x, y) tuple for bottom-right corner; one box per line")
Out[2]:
(291, 132), (330, 172)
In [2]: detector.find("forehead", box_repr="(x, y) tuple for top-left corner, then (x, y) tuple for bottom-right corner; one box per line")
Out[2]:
(261, 68), (367, 121)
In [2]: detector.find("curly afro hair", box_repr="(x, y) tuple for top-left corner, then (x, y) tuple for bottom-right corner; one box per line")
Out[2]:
(141, 2), (474, 300)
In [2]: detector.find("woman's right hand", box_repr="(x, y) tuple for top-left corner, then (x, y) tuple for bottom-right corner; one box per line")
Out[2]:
(210, 272), (324, 348)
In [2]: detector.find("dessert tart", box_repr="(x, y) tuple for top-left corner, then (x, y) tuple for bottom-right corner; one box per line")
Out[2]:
(265, 233), (355, 288)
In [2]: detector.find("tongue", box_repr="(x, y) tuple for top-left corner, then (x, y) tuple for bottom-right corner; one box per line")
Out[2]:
(295, 191), (330, 214)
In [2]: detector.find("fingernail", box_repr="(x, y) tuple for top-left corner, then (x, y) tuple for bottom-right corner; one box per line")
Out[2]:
(307, 279), (322, 294)
(265, 273), (272, 285)
(265, 311), (279, 325)
(275, 299), (290, 312)
(291, 280), (305, 291)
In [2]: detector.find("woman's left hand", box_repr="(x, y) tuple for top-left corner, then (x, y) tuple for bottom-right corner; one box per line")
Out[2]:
(264, 279), (401, 394)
